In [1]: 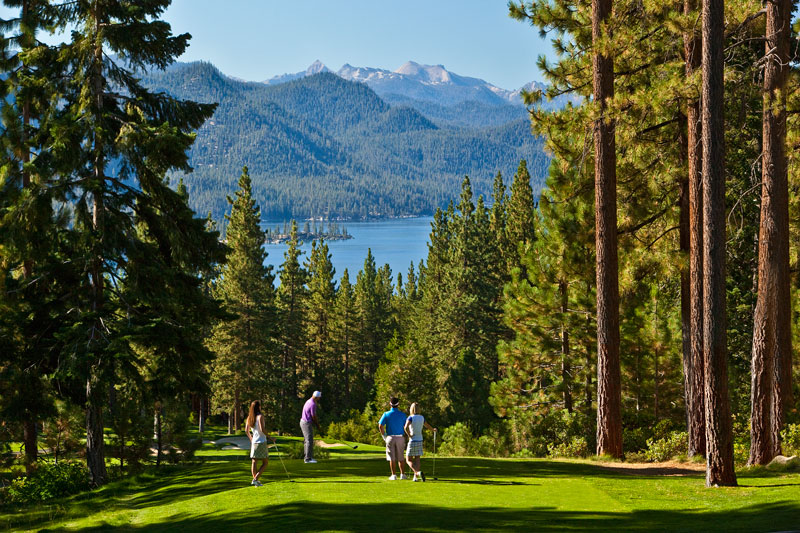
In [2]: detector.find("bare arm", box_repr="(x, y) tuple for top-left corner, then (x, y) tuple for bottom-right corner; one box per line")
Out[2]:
(379, 422), (386, 440)
(424, 421), (436, 432)
(404, 419), (412, 438)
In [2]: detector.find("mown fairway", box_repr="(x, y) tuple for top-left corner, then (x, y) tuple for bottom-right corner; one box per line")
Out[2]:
(2, 436), (800, 532)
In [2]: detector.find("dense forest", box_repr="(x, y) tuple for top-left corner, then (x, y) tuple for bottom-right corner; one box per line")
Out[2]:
(2, 0), (800, 498)
(141, 63), (551, 223)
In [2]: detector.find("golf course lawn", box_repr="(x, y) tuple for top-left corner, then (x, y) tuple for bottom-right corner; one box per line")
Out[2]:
(3, 437), (800, 532)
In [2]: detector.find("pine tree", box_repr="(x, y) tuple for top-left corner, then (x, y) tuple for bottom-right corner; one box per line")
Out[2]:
(331, 269), (357, 411)
(208, 167), (276, 435)
(276, 221), (307, 432)
(492, 153), (596, 425)
(505, 160), (537, 276)
(701, 0), (736, 487)
(303, 239), (336, 408)
(45, 0), (221, 485)
(352, 249), (391, 406)
(683, 0), (706, 459)
(0, 0), (63, 473)
(591, 0), (622, 459)
(748, 0), (792, 465)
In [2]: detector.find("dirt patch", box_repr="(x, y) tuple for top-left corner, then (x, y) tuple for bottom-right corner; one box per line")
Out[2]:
(594, 460), (705, 477)
(316, 440), (347, 448)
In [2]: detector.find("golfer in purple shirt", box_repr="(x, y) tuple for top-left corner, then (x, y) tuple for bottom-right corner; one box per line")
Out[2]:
(300, 391), (321, 463)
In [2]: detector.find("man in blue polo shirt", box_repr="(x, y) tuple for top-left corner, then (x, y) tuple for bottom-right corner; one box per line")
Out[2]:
(378, 397), (408, 480)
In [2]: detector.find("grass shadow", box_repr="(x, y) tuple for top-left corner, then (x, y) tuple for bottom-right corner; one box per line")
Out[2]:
(65, 500), (800, 532)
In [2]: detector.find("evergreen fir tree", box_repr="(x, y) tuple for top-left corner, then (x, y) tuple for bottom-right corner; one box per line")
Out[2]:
(208, 167), (276, 434)
(505, 160), (537, 276)
(303, 238), (336, 409)
(43, 0), (222, 484)
(0, 0), (64, 472)
(276, 221), (307, 432)
(331, 269), (357, 412)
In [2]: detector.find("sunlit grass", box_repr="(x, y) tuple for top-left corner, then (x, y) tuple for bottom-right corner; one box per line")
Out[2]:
(2, 437), (799, 532)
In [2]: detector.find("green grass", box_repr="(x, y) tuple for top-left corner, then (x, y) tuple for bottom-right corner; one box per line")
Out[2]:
(2, 437), (800, 532)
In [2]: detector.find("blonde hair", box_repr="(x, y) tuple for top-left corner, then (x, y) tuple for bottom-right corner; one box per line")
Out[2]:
(409, 402), (419, 415)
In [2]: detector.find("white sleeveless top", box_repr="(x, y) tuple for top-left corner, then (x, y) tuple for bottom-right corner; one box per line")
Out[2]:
(407, 414), (424, 442)
(251, 415), (267, 443)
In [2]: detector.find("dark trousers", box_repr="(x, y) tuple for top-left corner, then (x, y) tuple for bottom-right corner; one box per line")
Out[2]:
(300, 420), (314, 461)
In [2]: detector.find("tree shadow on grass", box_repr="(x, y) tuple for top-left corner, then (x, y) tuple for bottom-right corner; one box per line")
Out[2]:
(9, 457), (800, 531)
(63, 501), (800, 533)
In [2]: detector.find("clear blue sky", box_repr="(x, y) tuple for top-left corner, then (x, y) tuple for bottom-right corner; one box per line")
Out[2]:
(1, 1), (551, 89)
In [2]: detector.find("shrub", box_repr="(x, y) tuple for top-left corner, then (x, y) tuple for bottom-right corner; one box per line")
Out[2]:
(644, 431), (687, 462)
(732, 417), (751, 466)
(325, 410), (383, 447)
(781, 423), (800, 457)
(547, 436), (589, 458)
(623, 427), (650, 453)
(281, 441), (330, 461)
(511, 448), (535, 458)
(474, 422), (512, 458)
(6, 461), (89, 504)
(438, 423), (477, 456)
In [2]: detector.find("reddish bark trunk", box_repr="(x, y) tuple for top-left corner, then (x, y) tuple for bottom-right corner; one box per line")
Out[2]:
(684, 0), (706, 458)
(701, 0), (736, 487)
(768, 0), (793, 459)
(592, 0), (622, 458)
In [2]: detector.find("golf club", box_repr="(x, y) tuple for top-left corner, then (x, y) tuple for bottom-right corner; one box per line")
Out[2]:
(432, 429), (438, 480)
(272, 441), (294, 482)
(340, 441), (359, 449)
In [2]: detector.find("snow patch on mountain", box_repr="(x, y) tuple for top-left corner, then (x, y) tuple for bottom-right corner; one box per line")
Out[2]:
(262, 60), (575, 110)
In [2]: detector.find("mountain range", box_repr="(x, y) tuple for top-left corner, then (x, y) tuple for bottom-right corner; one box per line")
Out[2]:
(141, 60), (554, 223)
(265, 60), (568, 110)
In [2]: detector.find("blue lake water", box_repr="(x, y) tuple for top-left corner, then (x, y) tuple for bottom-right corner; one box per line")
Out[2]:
(263, 217), (433, 283)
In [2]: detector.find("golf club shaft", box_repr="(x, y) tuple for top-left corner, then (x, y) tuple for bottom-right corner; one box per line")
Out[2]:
(273, 442), (291, 480)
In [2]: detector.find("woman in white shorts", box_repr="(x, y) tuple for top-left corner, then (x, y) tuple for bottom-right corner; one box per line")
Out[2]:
(246, 400), (272, 486)
(403, 402), (436, 482)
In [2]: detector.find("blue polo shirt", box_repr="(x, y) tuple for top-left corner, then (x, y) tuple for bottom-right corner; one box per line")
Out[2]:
(379, 407), (407, 436)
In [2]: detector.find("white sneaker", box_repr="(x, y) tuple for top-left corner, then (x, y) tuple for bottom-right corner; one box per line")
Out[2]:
(399, 474), (409, 480)
(304, 459), (317, 464)
(413, 477), (421, 482)
(253, 480), (263, 487)
(388, 474), (397, 480)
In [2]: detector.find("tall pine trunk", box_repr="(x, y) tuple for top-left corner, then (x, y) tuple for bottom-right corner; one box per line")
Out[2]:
(86, 377), (108, 486)
(769, 0), (792, 459)
(85, 11), (108, 486)
(560, 281), (573, 413)
(22, 420), (37, 474)
(592, 0), (622, 458)
(750, 0), (791, 464)
(154, 405), (163, 467)
(19, 1), (36, 472)
(234, 389), (241, 432)
(701, 0), (736, 487)
(199, 397), (206, 434)
(684, 0), (706, 457)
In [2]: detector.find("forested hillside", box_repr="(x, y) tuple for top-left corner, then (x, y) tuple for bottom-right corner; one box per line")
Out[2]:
(141, 62), (549, 222)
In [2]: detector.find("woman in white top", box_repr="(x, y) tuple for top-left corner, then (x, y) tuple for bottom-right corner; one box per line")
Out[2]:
(246, 401), (272, 486)
(403, 402), (436, 482)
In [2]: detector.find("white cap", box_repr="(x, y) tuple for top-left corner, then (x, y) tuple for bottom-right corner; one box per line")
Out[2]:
(313, 391), (322, 398)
